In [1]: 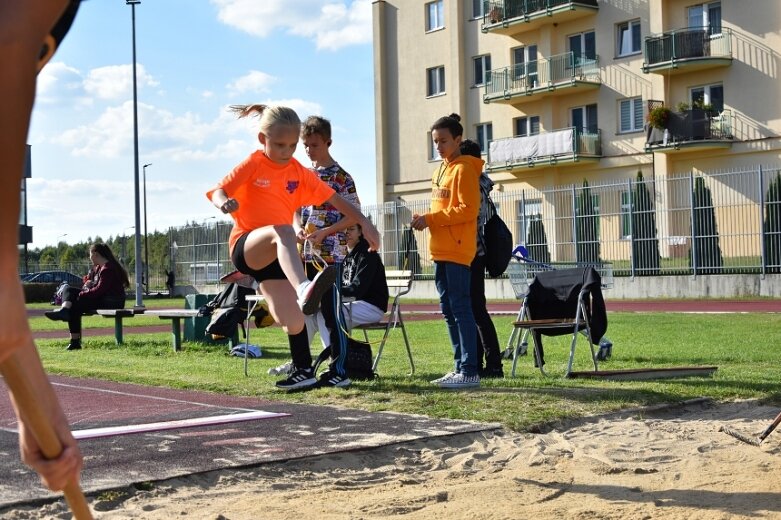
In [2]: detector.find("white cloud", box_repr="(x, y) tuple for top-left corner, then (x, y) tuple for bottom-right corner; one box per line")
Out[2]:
(226, 70), (277, 95)
(211, 0), (372, 50)
(36, 61), (85, 104)
(84, 64), (159, 100)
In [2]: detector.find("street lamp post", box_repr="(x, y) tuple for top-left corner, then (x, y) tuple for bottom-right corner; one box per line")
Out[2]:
(143, 162), (151, 293)
(127, 0), (143, 309)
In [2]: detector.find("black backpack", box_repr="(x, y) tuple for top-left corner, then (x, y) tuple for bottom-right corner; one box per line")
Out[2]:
(313, 338), (376, 381)
(202, 283), (255, 340)
(482, 191), (513, 278)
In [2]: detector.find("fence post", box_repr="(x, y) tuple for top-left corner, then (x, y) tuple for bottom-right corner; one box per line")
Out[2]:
(628, 178), (635, 279)
(571, 184), (578, 262)
(759, 165), (766, 277)
(689, 171), (697, 277)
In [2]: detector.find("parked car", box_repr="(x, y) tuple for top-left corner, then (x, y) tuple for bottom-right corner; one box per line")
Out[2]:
(23, 270), (83, 287)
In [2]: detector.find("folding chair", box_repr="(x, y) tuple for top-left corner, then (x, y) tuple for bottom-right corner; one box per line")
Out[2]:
(349, 269), (415, 374)
(511, 266), (608, 377)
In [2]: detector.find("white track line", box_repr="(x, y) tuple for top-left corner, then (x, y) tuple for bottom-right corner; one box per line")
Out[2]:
(52, 381), (265, 413)
(72, 410), (286, 440)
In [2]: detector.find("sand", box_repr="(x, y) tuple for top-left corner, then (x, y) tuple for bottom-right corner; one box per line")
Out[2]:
(8, 400), (781, 519)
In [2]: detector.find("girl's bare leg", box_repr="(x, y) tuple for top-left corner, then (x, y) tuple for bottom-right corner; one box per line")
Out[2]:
(259, 280), (304, 335)
(242, 225), (308, 288)
(0, 0), (85, 500)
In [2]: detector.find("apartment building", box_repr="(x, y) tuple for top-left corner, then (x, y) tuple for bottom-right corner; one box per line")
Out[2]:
(372, 0), (781, 205)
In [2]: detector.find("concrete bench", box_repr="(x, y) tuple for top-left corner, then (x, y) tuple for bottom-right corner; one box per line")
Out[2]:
(145, 309), (239, 352)
(83, 309), (137, 345)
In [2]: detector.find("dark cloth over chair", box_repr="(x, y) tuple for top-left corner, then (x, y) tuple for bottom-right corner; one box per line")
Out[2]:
(524, 266), (607, 368)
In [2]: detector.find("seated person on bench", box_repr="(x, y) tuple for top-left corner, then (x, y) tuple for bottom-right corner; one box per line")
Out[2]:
(45, 243), (128, 350)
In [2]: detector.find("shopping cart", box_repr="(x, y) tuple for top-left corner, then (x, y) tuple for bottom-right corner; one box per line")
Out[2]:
(502, 245), (614, 364)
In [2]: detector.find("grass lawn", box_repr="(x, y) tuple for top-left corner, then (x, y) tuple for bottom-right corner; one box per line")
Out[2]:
(31, 305), (781, 432)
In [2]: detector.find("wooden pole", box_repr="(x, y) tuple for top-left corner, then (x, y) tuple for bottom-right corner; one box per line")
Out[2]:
(0, 355), (92, 519)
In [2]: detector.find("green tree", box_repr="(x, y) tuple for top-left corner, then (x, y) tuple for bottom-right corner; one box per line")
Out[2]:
(689, 176), (723, 274)
(763, 173), (781, 273)
(526, 216), (550, 264)
(576, 180), (600, 263)
(631, 171), (660, 275)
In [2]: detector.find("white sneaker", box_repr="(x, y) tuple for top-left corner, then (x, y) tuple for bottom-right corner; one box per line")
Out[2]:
(296, 265), (337, 315)
(435, 373), (480, 389)
(430, 371), (457, 384)
(268, 361), (294, 376)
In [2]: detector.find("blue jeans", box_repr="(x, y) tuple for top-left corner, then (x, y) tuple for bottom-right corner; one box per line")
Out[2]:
(434, 261), (478, 377)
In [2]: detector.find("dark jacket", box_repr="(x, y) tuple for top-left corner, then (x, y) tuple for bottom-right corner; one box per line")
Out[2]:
(79, 263), (126, 304)
(341, 237), (389, 313)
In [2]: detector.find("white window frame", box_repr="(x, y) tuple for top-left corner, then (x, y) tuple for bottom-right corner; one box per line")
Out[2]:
(426, 66), (446, 97)
(619, 97), (644, 133)
(426, 0), (444, 32)
(473, 54), (491, 87)
(471, 0), (486, 19)
(514, 116), (540, 137)
(688, 1), (721, 34)
(616, 19), (641, 57)
(475, 123), (493, 153)
(429, 133), (439, 160)
(689, 83), (723, 112)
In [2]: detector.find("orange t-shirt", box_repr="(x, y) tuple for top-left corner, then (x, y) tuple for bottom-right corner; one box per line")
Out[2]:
(206, 151), (335, 254)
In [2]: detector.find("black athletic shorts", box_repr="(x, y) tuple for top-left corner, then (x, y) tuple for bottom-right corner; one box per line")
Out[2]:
(231, 232), (287, 283)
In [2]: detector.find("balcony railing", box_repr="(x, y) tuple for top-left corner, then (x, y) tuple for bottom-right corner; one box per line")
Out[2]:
(482, 0), (598, 33)
(484, 51), (600, 103)
(487, 127), (601, 170)
(643, 27), (732, 73)
(645, 109), (733, 151)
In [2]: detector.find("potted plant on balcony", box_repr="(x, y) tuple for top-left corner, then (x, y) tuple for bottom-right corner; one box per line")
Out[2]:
(648, 106), (671, 130)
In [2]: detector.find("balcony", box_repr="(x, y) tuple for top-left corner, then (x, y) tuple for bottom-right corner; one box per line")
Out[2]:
(482, 0), (598, 36)
(486, 127), (601, 172)
(483, 52), (600, 104)
(645, 109), (734, 153)
(643, 27), (732, 74)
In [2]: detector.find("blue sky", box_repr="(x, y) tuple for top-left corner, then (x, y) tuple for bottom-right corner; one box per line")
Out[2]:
(28, 0), (376, 248)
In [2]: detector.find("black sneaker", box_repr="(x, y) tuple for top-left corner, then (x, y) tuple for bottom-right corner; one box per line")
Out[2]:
(65, 339), (81, 351)
(479, 366), (504, 379)
(275, 368), (317, 390)
(314, 370), (352, 388)
(45, 308), (70, 322)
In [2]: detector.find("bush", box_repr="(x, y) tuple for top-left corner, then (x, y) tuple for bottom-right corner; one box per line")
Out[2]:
(23, 283), (58, 303)
(648, 106), (671, 129)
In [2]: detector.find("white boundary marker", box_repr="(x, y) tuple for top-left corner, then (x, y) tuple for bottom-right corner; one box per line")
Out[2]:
(72, 410), (287, 440)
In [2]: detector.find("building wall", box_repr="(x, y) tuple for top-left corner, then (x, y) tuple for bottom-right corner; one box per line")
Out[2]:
(374, 0), (781, 207)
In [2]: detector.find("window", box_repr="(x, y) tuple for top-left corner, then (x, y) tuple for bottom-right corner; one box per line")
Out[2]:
(473, 54), (491, 86)
(429, 134), (438, 160)
(426, 66), (445, 97)
(514, 116), (540, 137)
(616, 19), (641, 57)
(620, 191), (632, 239)
(475, 123), (493, 153)
(571, 104), (598, 133)
(569, 31), (596, 65)
(619, 98), (644, 132)
(512, 45), (538, 82)
(472, 0), (486, 19)
(688, 2), (721, 34)
(690, 84), (724, 112)
(517, 198), (543, 248)
(426, 1), (444, 31)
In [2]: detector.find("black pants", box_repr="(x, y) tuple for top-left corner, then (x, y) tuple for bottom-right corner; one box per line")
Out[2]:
(63, 287), (124, 335)
(307, 263), (349, 376)
(470, 254), (502, 370)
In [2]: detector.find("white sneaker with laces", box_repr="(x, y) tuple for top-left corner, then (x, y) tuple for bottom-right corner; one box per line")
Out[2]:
(430, 371), (457, 384)
(268, 361), (294, 376)
(296, 265), (337, 315)
(435, 372), (480, 389)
